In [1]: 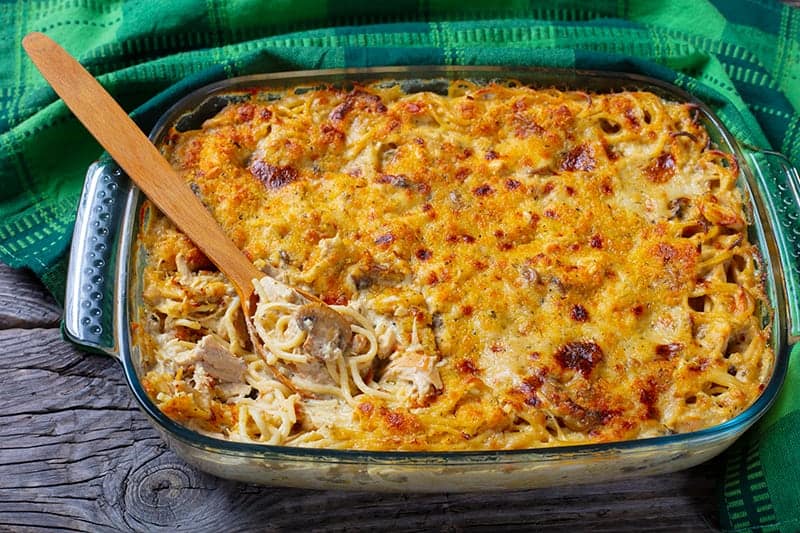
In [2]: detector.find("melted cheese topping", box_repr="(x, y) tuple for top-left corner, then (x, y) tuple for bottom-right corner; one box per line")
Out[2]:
(135, 80), (774, 451)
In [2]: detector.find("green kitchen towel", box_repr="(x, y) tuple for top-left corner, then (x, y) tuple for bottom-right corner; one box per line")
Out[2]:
(1, 1), (798, 530)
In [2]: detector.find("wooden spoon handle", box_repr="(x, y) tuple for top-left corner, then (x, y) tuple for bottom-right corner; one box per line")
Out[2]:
(22, 32), (261, 301)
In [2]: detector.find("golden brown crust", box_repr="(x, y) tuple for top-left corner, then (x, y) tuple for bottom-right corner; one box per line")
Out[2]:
(136, 80), (773, 450)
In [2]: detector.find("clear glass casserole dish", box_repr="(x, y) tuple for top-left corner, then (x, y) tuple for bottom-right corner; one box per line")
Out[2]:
(64, 66), (798, 491)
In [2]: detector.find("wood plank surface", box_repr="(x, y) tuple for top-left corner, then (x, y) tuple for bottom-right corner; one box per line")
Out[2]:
(0, 263), (722, 532)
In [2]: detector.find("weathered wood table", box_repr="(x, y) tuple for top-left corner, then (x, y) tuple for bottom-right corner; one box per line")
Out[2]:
(0, 262), (723, 531)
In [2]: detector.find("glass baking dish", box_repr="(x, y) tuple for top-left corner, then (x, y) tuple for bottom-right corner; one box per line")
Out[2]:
(63, 66), (798, 491)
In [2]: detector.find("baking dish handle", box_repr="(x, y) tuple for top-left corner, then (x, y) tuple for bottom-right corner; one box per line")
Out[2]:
(63, 157), (130, 359)
(743, 147), (800, 342)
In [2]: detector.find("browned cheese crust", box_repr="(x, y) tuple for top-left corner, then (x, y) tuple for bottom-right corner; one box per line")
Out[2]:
(136, 80), (773, 450)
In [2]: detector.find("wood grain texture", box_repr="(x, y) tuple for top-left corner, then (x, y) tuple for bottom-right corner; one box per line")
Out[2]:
(0, 264), (61, 329)
(0, 264), (721, 532)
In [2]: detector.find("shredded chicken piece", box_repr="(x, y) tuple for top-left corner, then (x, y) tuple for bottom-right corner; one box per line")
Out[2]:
(177, 335), (246, 382)
(254, 276), (302, 304)
(382, 350), (443, 398)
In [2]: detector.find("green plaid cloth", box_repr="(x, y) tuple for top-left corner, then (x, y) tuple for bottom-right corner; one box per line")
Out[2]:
(1, 1), (798, 529)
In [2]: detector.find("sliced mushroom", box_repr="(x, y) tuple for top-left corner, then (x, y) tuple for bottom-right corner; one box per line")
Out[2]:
(295, 303), (354, 361)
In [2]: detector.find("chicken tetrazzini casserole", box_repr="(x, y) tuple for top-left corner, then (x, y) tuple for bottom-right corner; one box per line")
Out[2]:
(135, 79), (774, 451)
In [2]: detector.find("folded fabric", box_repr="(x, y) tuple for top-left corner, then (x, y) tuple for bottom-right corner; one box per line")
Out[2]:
(0, 1), (797, 530)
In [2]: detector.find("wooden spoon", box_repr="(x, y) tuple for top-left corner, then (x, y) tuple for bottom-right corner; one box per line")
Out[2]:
(22, 32), (323, 390)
